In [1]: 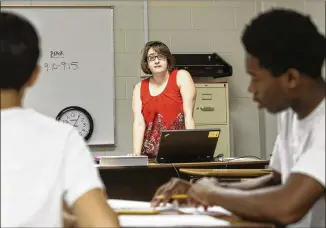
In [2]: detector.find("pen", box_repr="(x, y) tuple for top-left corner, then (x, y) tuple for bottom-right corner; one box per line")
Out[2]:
(115, 209), (160, 215)
(155, 194), (188, 200)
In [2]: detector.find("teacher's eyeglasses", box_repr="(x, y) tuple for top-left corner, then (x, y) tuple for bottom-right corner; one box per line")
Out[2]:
(147, 54), (166, 62)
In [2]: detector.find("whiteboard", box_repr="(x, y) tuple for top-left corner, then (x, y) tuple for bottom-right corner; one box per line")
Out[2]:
(2, 6), (115, 145)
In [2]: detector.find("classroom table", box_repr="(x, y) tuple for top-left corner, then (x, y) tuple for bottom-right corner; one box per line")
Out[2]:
(98, 159), (269, 201)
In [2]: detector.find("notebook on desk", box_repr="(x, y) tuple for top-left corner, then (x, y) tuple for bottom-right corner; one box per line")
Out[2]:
(155, 128), (221, 163)
(108, 199), (230, 227)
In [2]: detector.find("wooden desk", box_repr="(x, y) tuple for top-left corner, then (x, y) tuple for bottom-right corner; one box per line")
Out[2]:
(179, 168), (273, 177)
(99, 160), (269, 201)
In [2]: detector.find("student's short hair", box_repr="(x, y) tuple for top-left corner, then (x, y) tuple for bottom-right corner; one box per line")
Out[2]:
(140, 41), (175, 75)
(0, 12), (40, 90)
(241, 8), (325, 79)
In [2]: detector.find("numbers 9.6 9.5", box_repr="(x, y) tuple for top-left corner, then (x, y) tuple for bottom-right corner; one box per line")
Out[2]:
(44, 62), (78, 72)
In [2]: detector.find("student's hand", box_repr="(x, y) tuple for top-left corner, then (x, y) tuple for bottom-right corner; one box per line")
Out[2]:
(187, 177), (220, 207)
(151, 178), (191, 207)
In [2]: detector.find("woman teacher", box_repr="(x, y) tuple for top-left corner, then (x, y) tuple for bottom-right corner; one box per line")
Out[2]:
(132, 41), (196, 158)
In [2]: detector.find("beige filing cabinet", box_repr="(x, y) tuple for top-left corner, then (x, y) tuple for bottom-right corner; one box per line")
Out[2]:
(194, 83), (230, 157)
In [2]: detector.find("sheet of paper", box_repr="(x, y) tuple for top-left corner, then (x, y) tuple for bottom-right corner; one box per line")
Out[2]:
(119, 214), (230, 227)
(178, 206), (231, 216)
(108, 199), (174, 211)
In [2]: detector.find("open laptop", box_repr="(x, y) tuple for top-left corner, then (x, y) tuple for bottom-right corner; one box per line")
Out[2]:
(155, 128), (221, 163)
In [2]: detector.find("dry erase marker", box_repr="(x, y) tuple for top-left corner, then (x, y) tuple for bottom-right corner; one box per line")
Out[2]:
(156, 194), (188, 200)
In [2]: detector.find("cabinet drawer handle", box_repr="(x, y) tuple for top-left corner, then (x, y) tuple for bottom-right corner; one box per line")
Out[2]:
(200, 106), (214, 111)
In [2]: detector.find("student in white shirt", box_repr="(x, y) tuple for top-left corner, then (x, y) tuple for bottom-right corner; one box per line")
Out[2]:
(0, 12), (120, 227)
(151, 8), (325, 227)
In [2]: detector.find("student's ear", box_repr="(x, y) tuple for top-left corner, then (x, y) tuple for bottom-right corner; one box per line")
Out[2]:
(287, 68), (300, 89)
(25, 65), (40, 88)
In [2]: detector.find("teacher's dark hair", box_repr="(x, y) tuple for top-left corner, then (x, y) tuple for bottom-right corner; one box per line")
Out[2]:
(140, 41), (175, 75)
(241, 8), (325, 79)
(0, 12), (40, 90)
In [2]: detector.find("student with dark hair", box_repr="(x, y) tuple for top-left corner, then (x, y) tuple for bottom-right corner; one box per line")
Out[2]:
(152, 9), (325, 227)
(0, 12), (120, 227)
(132, 41), (196, 158)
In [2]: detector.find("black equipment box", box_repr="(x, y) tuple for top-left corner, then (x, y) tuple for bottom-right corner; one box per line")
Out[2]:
(172, 53), (233, 78)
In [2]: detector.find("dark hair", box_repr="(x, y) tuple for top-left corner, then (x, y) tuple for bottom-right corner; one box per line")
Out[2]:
(241, 8), (325, 78)
(0, 12), (40, 90)
(140, 41), (175, 74)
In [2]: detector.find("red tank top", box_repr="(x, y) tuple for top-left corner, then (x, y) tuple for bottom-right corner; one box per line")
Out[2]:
(140, 70), (185, 158)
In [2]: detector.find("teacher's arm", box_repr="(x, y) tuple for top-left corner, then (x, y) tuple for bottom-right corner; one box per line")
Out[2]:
(177, 70), (196, 129)
(132, 82), (146, 156)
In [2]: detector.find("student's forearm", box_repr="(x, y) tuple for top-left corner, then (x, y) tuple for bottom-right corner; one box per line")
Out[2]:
(63, 211), (77, 228)
(219, 174), (278, 190)
(133, 123), (145, 155)
(211, 186), (294, 225)
(73, 189), (120, 228)
(78, 206), (119, 228)
(63, 201), (77, 228)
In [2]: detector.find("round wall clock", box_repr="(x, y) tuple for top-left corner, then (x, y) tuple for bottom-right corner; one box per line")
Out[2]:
(56, 106), (94, 141)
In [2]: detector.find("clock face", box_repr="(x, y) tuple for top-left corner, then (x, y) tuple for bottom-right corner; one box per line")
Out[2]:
(56, 106), (94, 141)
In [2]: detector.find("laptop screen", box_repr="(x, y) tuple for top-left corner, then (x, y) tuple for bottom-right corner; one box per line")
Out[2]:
(156, 129), (221, 163)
